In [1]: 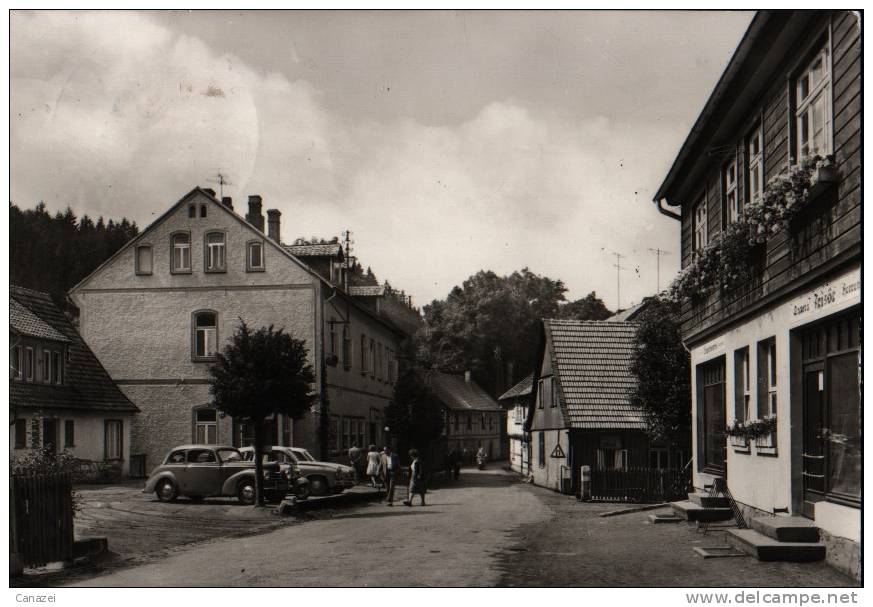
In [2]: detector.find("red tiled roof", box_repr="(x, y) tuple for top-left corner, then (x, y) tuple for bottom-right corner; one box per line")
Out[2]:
(427, 371), (502, 412)
(10, 285), (139, 413)
(545, 319), (644, 430)
(498, 373), (533, 401)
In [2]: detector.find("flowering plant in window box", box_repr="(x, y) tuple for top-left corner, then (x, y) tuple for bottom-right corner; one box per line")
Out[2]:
(726, 420), (749, 449)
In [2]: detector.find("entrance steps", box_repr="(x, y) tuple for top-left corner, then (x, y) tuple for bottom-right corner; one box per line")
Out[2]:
(670, 499), (733, 522)
(725, 516), (825, 562)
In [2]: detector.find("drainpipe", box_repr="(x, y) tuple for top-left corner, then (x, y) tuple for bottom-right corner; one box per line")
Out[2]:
(655, 198), (682, 221)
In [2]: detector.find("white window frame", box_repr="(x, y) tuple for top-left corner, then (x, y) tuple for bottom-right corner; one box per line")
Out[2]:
(724, 158), (739, 224)
(136, 245), (153, 275)
(795, 45), (832, 161)
(246, 240), (265, 272)
(747, 124), (764, 205)
(740, 348), (751, 422)
(193, 311), (218, 361)
(12, 345), (22, 380)
(766, 340), (777, 417)
(171, 232), (192, 273)
(693, 197), (708, 254)
(42, 349), (51, 383)
(194, 408), (218, 445)
(24, 347), (34, 382)
(204, 232), (226, 272)
(105, 419), (123, 461)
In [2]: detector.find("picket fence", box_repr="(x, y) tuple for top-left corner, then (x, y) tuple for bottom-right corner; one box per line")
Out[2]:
(590, 465), (691, 503)
(10, 472), (75, 567)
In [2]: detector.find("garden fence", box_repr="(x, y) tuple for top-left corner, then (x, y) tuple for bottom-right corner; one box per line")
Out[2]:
(590, 465), (691, 503)
(10, 472), (75, 567)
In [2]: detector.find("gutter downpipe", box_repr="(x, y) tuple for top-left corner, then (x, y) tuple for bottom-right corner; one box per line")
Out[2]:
(655, 198), (682, 221)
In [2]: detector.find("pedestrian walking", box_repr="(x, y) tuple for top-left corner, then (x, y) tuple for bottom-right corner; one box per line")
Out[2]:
(380, 446), (399, 505)
(403, 449), (426, 507)
(348, 444), (362, 484)
(366, 444), (381, 488)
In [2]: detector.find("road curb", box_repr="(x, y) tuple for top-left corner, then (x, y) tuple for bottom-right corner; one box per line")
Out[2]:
(278, 487), (384, 514)
(598, 503), (670, 517)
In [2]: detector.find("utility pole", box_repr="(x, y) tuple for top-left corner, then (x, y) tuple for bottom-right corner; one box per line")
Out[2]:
(611, 251), (625, 311)
(342, 230), (353, 292)
(647, 248), (672, 292)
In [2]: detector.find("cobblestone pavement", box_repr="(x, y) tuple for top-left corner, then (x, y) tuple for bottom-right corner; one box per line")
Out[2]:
(496, 482), (858, 587)
(53, 469), (858, 587)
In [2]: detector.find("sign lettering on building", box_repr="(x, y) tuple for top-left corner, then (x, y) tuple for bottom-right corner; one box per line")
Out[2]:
(789, 267), (861, 326)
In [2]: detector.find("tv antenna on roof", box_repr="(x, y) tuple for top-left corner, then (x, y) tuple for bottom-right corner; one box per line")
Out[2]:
(607, 250), (626, 311)
(647, 248), (672, 292)
(207, 172), (233, 198)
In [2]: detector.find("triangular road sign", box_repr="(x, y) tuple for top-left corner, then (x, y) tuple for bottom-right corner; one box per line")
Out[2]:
(550, 444), (566, 458)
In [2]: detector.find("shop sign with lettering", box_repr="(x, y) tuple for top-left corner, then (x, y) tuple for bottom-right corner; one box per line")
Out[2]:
(789, 267), (860, 326)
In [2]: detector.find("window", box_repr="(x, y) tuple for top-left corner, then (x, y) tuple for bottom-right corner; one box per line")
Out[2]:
(187, 449), (216, 463)
(537, 379), (545, 409)
(734, 347), (751, 423)
(204, 232), (226, 272)
(188, 205), (196, 218)
(14, 419), (26, 449)
(11, 345), (22, 380)
(64, 420), (75, 448)
(136, 245), (153, 275)
(746, 124), (764, 205)
(193, 311), (218, 360)
(466, 413), (472, 430)
(454, 413), (459, 432)
(42, 349), (51, 383)
(24, 347), (34, 382)
(357, 420), (366, 449)
(360, 335), (369, 374)
(105, 420), (123, 460)
(342, 418), (351, 450)
(538, 432), (546, 467)
(247, 240), (265, 271)
(52, 351), (62, 385)
(795, 45), (832, 161)
(171, 232), (191, 273)
(369, 339), (376, 378)
(692, 197), (708, 254)
(342, 326), (351, 371)
(480, 412), (486, 429)
(551, 381), (558, 408)
(597, 448), (629, 471)
(329, 321), (338, 358)
(649, 448), (668, 469)
(758, 338), (777, 417)
(200, 204), (207, 218)
(724, 158), (739, 224)
(330, 416), (340, 452)
(195, 408), (218, 444)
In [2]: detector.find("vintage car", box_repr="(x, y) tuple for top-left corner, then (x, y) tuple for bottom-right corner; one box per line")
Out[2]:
(144, 444), (293, 504)
(240, 446), (356, 496)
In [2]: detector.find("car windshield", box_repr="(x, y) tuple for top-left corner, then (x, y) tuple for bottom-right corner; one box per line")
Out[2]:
(293, 449), (316, 462)
(216, 448), (242, 462)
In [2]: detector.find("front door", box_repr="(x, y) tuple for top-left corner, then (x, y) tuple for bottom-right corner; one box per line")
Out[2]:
(701, 358), (726, 476)
(801, 311), (861, 517)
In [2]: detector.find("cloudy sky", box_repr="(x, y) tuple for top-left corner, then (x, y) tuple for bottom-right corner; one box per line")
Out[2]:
(11, 10), (753, 310)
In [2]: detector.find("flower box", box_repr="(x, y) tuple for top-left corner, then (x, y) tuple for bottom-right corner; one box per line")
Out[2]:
(755, 431), (777, 455)
(806, 162), (839, 202)
(729, 434), (750, 452)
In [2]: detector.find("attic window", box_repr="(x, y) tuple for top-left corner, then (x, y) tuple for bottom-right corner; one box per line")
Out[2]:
(200, 204), (207, 218)
(136, 245), (153, 275)
(188, 205), (196, 218)
(247, 240), (265, 272)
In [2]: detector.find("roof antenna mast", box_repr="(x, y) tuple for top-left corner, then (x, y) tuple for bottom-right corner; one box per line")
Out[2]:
(207, 172), (233, 199)
(611, 251), (625, 311)
(647, 248), (672, 293)
(342, 230), (353, 292)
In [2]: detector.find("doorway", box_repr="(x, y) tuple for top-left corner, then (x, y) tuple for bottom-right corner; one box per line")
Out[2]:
(700, 357), (726, 475)
(800, 310), (861, 517)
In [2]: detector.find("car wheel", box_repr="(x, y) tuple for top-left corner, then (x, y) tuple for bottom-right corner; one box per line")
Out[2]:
(308, 476), (329, 496)
(155, 479), (177, 502)
(295, 484), (310, 501)
(237, 479), (256, 505)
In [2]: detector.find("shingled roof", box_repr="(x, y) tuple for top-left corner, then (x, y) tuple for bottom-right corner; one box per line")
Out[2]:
(9, 286), (138, 413)
(428, 371), (502, 412)
(348, 285), (385, 297)
(545, 319), (643, 430)
(283, 243), (343, 258)
(498, 373), (533, 402)
(11, 298), (70, 343)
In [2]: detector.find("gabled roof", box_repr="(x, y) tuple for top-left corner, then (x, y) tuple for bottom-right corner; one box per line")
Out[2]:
(427, 371), (502, 412)
(348, 285), (385, 297)
(10, 285), (139, 413)
(10, 298), (70, 343)
(606, 298), (651, 323)
(283, 243), (343, 258)
(498, 373), (533, 402)
(542, 319), (644, 430)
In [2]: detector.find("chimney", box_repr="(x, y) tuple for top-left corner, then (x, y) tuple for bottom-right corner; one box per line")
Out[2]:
(464, 370), (471, 383)
(246, 195), (264, 232)
(267, 209), (281, 242)
(203, 188), (216, 198)
(221, 196), (233, 210)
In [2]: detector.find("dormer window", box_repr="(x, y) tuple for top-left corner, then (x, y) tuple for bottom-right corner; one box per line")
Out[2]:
(247, 240), (265, 272)
(136, 245), (153, 275)
(171, 232), (192, 273)
(204, 232), (226, 272)
(192, 311), (218, 360)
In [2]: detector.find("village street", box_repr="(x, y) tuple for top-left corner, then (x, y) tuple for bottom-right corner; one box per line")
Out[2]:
(64, 468), (855, 588)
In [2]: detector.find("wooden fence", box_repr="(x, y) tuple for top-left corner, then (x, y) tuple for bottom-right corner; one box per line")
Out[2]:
(10, 472), (75, 567)
(590, 466), (691, 503)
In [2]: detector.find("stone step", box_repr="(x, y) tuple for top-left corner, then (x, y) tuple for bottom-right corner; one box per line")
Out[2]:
(688, 492), (730, 508)
(751, 516), (820, 543)
(725, 528), (826, 562)
(670, 500), (733, 522)
(648, 513), (685, 524)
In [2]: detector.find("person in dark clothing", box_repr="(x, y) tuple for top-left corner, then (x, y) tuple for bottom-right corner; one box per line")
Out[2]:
(403, 449), (426, 506)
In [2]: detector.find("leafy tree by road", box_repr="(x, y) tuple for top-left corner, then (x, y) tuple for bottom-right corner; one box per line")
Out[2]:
(385, 368), (445, 461)
(556, 291), (612, 321)
(628, 297), (691, 448)
(208, 321), (315, 506)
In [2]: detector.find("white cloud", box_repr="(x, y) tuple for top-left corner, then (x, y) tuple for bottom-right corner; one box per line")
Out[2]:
(11, 10), (684, 310)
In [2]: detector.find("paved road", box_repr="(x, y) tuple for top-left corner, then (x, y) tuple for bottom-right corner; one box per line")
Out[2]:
(69, 468), (549, 587)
